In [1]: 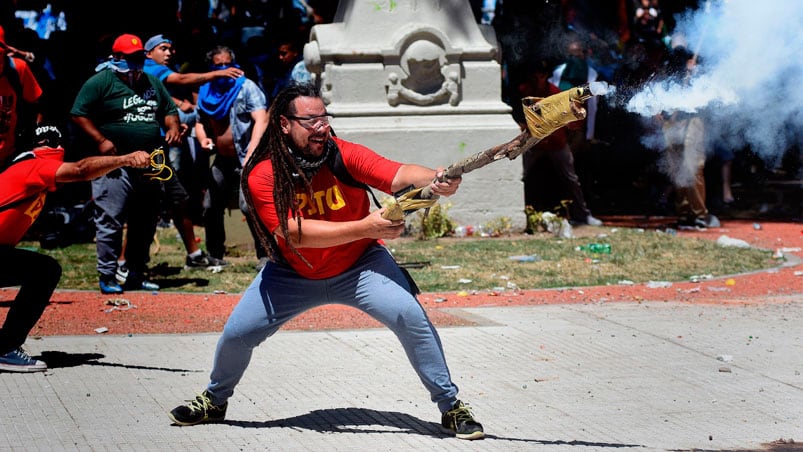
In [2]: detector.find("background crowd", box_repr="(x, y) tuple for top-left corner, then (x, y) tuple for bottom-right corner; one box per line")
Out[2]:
(1, 0), (799, 251)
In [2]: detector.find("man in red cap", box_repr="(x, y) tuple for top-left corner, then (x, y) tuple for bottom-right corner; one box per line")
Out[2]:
(0, 25), (43, 166)
(70, 33), (182, 294)
(0, 125), (151, 372)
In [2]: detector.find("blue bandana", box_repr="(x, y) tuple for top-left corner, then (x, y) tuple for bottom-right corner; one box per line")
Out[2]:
(94, 58), (144, 74)
(197, 64), (246, 120)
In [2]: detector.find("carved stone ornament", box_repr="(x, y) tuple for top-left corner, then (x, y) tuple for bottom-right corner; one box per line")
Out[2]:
(387, 39), (460, 107)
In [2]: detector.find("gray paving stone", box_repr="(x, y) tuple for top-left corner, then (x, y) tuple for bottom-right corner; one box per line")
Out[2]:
(1, 300), (801, 451)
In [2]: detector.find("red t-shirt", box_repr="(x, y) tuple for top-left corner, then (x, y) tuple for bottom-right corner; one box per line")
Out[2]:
(0, 57), (44, 163)
(0, 156), (61, 245)
(248, 137), (402, 279)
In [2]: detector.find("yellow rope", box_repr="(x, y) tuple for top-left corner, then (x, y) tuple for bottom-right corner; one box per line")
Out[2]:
(383, 187), (440, 221)
(144, 147), (173, 181)
(396, 187), (439, 212)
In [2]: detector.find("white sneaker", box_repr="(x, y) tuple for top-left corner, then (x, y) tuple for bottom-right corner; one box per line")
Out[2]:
(586, 215), (603, 226)
(115, 263), (129, 285)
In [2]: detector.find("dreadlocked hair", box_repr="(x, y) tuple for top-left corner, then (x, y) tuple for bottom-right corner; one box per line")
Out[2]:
(241, 82), (321, 266)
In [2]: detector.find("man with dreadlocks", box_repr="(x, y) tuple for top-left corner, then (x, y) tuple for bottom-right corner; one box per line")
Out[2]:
(168, 83), (485, 440)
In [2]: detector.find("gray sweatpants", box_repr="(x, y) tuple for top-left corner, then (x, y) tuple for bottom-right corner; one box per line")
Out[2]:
(91, 168), (162, 279)
(205, 244), (461, 413)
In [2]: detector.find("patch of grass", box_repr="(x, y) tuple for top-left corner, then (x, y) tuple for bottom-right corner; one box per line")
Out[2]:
(19, 225), (777, 294)
(386, 227), (775, 292)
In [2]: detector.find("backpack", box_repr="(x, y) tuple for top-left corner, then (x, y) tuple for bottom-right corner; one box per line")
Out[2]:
(326, 139), (382, 209)
(325, 135), (416, 209)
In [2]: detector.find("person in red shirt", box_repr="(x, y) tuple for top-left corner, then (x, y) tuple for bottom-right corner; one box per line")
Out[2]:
(168, 83), (485, 440)
(0, 125), (150, 372)
(516, 59), (602, 227)
(0, 25), (43, 166)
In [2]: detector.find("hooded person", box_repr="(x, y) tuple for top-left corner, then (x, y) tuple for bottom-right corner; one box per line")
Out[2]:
(0, 125), (151, 372)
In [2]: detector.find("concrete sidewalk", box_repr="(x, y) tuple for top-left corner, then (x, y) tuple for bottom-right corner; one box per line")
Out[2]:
(2, 298), (801, 451)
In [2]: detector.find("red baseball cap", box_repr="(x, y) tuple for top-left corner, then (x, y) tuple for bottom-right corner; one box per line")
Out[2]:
(112, 34), (144, 54)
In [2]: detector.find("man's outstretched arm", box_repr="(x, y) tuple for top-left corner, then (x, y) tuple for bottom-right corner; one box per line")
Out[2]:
(165, 66), (243, 86)
(55, 151), (151, 183)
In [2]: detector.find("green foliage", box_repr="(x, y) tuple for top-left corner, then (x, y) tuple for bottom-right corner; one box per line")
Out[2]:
(379, 194), (454, 239)
(525, 205), (565, 234)
(414, 203), (456, 240)
(482, 216), (514, 237)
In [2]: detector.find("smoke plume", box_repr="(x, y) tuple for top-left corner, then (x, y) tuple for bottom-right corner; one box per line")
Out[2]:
(624, 0), (802, 169)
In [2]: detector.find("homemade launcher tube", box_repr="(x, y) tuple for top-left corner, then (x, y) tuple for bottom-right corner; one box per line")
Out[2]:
(381, 83), (604, 221)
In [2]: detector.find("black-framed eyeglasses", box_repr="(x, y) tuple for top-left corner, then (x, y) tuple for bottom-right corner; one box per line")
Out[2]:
(285, 113), (333, 130)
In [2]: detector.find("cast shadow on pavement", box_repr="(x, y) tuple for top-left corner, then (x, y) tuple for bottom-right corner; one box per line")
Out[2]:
(223, 407), (644, 447)
(36, 350), (203, 373)
(148, 263), (211, 289)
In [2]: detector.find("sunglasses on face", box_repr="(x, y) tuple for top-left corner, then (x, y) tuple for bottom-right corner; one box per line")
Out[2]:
(285, 113), (333, 131)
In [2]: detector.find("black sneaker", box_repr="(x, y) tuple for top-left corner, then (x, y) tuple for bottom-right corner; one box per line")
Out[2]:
(169, 390), (228, 426)
(185, 251), (228, 270)
(0, 347), (47, 373)
(441, 400), (484, 440)
(677, 217), (703, 230)
(693, 217), (709, 230)
(123, 271), (160, 292)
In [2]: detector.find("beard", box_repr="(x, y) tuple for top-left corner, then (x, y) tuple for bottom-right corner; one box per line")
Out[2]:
(292, 131), (329, 158)
(288, 137), (332, 181)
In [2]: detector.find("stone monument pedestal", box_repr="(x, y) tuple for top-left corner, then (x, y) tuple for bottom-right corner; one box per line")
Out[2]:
(303, 0), (525, 229)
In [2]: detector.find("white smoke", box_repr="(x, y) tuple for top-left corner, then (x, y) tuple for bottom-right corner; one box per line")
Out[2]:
(624, 0), (803, 168)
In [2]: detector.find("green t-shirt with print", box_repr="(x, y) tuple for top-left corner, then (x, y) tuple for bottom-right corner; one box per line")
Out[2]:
(70, 70), (178, 154)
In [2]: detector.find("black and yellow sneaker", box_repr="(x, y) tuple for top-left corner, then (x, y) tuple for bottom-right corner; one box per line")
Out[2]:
(185, 251), (228, 271)
(441, 400), (484, 440)
(168, 390), (228, 426)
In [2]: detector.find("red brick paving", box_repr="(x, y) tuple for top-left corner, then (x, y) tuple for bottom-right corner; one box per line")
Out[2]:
(2, 219), (800, 337)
